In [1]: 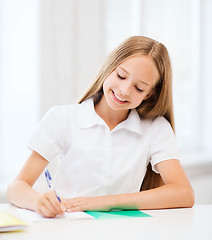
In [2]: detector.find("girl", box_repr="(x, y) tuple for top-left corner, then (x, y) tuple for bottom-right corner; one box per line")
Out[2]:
(7, 36), (194, 217)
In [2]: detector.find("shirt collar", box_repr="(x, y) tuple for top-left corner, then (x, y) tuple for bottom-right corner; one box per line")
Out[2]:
(78, 97), (103, 129)
(115, 109), (143, 135)
(78, 97), (143, 135)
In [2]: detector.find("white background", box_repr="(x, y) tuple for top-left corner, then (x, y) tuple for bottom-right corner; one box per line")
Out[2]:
(0, 0), (212, 203)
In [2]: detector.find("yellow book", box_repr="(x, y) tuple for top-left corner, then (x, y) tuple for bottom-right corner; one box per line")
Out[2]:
(0, 211), (28, 232)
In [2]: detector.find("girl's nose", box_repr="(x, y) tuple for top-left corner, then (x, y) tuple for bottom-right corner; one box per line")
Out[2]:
(119, 82), (132, 97)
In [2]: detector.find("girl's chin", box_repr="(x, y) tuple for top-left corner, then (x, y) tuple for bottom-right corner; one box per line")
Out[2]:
(107, 99), (130, 113)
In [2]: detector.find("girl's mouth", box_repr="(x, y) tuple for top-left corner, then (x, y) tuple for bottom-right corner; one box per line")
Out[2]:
(112, 90), (128, 104)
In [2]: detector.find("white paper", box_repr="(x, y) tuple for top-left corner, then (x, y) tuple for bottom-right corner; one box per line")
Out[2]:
(15, 208), (94, 222)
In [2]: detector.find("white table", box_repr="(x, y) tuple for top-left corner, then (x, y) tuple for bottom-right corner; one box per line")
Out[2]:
(0, 204), (212, 240)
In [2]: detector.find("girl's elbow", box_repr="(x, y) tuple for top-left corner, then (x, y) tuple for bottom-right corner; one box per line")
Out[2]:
(7, 182), (14, 203)
(7, 181), (19, 203)
(184, 185), (195, 208)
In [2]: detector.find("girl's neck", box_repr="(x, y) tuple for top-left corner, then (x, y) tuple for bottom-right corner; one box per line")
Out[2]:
(94, 94), (130, 131)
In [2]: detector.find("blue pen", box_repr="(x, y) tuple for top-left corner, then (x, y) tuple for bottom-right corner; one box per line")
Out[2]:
(45, 169), (61, 202)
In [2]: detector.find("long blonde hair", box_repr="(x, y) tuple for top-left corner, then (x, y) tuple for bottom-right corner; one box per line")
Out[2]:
(79, 36), (174, 191)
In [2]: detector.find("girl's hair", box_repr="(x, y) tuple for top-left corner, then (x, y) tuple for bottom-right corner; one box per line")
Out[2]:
(79, 36), (174, 191)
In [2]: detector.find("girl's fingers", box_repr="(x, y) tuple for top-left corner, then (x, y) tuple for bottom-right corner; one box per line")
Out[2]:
(42, 197), (58, 215)
(39, 205), (56, 218)
(46, 192), (64, 214)
(36, 202), (56, 218)
(37, 198), (57, 217)
(67, 206), (81, 212)
(64, 199), (85, 212)
(36, 191), (65, 217)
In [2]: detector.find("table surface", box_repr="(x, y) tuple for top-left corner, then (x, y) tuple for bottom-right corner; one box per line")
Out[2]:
(0, 204), (212, 240)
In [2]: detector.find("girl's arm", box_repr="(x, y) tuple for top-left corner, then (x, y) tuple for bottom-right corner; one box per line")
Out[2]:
(7, 151), (65, 217)
(63, 159), (194, 212)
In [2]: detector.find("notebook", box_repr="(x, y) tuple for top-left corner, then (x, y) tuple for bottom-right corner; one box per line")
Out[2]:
(0, 211), (29, 232)
(86, 210), (151, 219)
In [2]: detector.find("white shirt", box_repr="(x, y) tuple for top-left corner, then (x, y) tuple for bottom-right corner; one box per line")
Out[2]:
(27, 97), (179, 198)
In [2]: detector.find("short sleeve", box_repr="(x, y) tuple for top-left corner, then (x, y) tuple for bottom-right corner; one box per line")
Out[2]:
(149, 117), (179, 173)
(27, 106), (66, 162)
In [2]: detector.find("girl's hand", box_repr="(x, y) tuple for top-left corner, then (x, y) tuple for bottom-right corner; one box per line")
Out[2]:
(35, 190), (66, 217)
(63, 196), (114, 212)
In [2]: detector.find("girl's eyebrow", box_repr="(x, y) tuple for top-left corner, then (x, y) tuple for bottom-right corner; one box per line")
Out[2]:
(118, 66), (129, 75)
(118, 66), (149, 86)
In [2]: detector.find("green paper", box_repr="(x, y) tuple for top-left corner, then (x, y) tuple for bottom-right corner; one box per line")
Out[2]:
(85, 210), (151, 219)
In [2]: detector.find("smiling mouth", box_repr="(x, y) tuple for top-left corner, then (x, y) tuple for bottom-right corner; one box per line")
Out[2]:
(112, 90), (128, 104)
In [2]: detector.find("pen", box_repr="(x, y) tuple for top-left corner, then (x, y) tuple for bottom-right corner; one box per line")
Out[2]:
(45, 169), (61, 202)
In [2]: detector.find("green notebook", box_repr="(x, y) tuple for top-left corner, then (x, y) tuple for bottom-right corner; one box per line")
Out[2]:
(85, 210), (151, 219)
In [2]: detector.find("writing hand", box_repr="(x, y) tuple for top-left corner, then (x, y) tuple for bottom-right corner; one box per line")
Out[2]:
(35, 190), (66, 217)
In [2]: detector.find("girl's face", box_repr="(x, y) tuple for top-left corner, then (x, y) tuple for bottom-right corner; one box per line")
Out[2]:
(102, 55), (159, 114)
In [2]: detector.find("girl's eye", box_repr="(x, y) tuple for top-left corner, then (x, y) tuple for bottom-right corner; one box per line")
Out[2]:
(117, 73), (126, 80)
(135, 86), (144, 92)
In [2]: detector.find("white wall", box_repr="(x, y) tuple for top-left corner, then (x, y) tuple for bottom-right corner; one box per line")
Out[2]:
(39, 0), (106, 116)
(201, 0), (212, 155)
(0, 0), (39, 191)
(184, 161), (212, 204)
